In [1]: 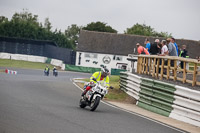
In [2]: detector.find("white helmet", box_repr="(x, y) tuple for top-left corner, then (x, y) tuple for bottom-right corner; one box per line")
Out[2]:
(101, 68), (109, 77)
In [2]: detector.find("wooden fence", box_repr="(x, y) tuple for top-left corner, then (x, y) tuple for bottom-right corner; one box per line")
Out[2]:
(136, 55), (200, 86)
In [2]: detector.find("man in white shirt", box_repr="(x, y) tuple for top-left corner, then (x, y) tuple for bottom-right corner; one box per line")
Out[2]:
(158, 40), (168, 74)
(159, 40), (168, 56)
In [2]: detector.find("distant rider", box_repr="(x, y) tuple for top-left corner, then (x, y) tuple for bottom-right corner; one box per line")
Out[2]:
(44, 65), (50, 76)
(53, 66), (57, 72)
(81, 68), (110, 97)
(53, 66), (58, 76)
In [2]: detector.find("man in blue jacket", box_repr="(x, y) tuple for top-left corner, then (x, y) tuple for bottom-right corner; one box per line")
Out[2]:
(171, 38), (178, 56)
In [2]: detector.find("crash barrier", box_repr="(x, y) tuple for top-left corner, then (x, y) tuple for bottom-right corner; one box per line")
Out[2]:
(120, 72), (200, 127)
(5, 69), (17, 75)
(45, 58), (52, 64)
(0, 52), (46, 63)
(50, 58), (65, 70)
(111, 68), (126, 75)
(128, 54), (200, 86)
(65, 64), (101, 73)
(0, 52), (65, 70)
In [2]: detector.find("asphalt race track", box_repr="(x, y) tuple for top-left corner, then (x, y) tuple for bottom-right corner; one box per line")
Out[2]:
(0, 68), (186, 133)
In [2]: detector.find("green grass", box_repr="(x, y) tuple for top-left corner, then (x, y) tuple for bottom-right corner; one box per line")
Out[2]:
(0, 59), (55, 70)
(188, 63), (200, 71)
(105, 75), (129, 101)
(189, 63), (200, 66)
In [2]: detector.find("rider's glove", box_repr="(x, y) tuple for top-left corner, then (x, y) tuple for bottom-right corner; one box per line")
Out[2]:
(104, 89), (108, 94)
(90, 81), (96, 87)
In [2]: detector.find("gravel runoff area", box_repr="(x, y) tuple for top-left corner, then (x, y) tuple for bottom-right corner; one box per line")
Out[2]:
(132, 72), (200, 91)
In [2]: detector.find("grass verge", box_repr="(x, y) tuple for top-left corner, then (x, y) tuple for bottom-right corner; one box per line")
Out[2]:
(0, 59), (55, 70)
(76, 76), (135, 103)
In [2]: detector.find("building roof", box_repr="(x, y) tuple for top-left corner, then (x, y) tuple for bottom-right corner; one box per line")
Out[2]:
(77, 30), (143, 56)
(77, 30), (200, 58)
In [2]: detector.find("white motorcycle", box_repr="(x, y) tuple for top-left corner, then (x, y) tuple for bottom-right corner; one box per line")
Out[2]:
(79, 78), (113, 111)
(53, 69), (58, 77)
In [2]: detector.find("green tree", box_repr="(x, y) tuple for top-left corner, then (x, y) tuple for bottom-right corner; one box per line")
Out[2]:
(0, 16), (9, 36)
(83, 21), (117, 33)
(153, 31), (172, 38)
(124, 23), (154, 36)
(125, 23), (172, 38)
(0, 10), (74, 49)
(65, 24), (81, 49)
(0, 16), (8, 23)
(44, 18), (52, 32)
(11, 9), (39, 25)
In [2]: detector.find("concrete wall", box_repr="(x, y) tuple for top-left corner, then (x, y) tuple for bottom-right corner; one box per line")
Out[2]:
(0, 52), (65, 70)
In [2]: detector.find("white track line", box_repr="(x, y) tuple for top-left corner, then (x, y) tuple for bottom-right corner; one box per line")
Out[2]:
(71, 78), (186, 133)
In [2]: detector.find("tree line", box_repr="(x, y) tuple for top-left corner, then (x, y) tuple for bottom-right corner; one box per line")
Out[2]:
(0, 10), (172, 50)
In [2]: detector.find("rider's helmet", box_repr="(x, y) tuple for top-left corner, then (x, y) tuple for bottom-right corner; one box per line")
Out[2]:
(101, 67), (109, 77)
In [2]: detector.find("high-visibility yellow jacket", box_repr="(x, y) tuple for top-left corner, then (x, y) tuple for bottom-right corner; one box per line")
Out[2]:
(90, 71), (110, 88)
(45, 67), (49, 72)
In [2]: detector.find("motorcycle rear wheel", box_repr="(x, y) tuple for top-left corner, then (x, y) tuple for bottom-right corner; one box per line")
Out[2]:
(90, 96), (100, 111)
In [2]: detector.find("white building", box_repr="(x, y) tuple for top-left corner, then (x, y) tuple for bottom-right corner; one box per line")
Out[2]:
(76, 30), (140, 73)
(76, 51), (132, 72)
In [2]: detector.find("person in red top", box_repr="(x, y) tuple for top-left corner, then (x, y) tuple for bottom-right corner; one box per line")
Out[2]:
(136, 43), (149, 55)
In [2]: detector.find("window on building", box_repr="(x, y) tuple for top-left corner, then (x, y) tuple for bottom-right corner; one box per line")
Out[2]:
(85, 53), (97, 58)
(113, 55), (122, 61)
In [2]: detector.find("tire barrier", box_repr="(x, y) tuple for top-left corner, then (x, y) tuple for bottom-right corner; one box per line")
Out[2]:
(120, 72), (200, 127)
(65, 64), (101, 73)
(5, 69), (17, 75)
(111, 68), (126, 75)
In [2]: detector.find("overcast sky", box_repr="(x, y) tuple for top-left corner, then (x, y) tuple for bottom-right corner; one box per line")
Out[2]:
(0, 0), (200, 41)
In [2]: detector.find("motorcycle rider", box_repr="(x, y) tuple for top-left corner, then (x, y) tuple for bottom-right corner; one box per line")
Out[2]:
(53, 66), (57, 72)
(81, 68), (110, 97)
(53, 66), (58, 76)
(44, 65), (50, 76)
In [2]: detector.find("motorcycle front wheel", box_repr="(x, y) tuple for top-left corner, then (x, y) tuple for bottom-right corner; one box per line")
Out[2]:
(79, 98), (87, 108)
(90, 96), (100, 111)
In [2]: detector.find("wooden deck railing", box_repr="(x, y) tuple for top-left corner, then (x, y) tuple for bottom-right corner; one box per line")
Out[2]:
(136, 55), (200, 86)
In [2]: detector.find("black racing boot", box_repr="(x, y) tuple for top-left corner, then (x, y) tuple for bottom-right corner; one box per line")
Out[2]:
(81, 90), (87, 97)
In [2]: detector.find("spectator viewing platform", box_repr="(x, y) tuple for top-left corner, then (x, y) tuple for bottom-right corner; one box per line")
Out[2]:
(128, 54), (200, 87)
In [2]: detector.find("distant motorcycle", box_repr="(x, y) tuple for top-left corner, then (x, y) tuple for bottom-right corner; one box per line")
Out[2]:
(53, 69), (58, 77)
(44, 70), (49, 76)
(79, 78), (113, 111)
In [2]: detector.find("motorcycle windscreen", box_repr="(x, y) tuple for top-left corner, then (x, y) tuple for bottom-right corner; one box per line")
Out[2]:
(99, 80), (106, 87)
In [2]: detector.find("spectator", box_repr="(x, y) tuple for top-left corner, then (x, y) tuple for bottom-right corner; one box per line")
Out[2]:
(158, 40), (168, 74)
(159, 40), (168, 56)
(144, 38), (151, 53)
(167, 38), (177, 56)
(179, 45), (189, 69)
(178, 44), (181, 57)
(177, 44), (181, 68)
(157, 43), (162, 54)
(171, 38), (178, 56)
(150, 39), (161, 55)
(167, 38), (177, 75)
(136, 43), (149, 55)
